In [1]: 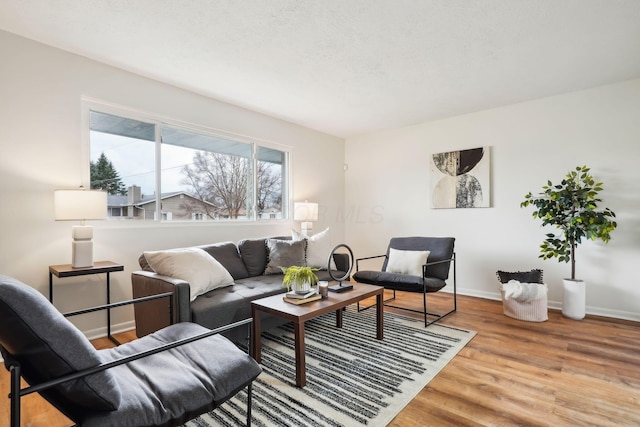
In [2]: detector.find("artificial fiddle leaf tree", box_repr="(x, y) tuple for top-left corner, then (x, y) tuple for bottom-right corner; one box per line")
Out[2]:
(521, 165), (617, 281)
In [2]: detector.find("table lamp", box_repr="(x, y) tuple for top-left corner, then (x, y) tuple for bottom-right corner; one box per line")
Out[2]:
(54, 188), (107, 268)
(294, 201), (318, 237)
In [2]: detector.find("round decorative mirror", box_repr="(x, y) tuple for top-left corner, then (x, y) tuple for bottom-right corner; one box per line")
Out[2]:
(327, 244), (354, 292)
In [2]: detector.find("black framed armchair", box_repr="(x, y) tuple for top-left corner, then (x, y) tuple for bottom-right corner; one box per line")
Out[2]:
(352, 237), (456, 327)
(0, 274), (261, 427)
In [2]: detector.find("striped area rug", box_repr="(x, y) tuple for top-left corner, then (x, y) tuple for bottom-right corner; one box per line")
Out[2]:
(185, 307), (475, 427)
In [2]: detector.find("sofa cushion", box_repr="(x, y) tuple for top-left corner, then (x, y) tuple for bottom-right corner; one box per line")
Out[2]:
(237, 238), (270, 277)
(0, 275), (122, 412)
(264, 239), (306, 274)
(238, 236), (290, 276)
(191, 277), (285, 331)
(144, 248), (234, 301)
(198, 242), (249, 280)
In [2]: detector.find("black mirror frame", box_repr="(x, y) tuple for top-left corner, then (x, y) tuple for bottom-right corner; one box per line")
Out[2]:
(327, 243), (354, 283)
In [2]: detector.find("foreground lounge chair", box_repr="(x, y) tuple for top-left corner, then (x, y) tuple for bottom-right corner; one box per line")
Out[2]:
(0, 274), (261, 427)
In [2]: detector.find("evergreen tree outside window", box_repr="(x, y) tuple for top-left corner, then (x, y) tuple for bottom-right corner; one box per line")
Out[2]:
(90, 153), (127, 195)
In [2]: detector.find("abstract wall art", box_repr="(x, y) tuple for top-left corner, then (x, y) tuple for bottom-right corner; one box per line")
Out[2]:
(430, 146), (491, 208)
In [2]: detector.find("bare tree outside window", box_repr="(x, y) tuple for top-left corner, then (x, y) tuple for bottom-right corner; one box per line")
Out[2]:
(181, 152), (249, 219)
(180, 152), (283, 219)
(257, 160), (282, 212)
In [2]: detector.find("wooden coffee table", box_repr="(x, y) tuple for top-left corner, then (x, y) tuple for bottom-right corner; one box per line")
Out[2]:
(251, 282), (384, 387)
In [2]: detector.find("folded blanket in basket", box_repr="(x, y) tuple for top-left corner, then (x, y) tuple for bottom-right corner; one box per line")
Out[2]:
(501, 280), (547, 302)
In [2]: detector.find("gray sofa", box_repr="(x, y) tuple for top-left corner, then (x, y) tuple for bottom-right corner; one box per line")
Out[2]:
(132, 236), (347, 342)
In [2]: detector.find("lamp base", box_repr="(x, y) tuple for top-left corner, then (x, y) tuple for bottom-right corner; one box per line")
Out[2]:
(72, 241), (93, 268)
(300, 222), (313, 237)
(71, 225), (94, 268)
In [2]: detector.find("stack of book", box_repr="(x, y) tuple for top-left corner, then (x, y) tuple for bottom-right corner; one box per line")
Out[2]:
(283, 290), (321, 305)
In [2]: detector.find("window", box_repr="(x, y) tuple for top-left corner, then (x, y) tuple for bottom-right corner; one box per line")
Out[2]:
(88, 107), (288, 222)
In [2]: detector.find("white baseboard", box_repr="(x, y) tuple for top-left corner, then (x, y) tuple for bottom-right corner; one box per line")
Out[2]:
(454, 287), (640, 323)
(82, 320), (136, 341)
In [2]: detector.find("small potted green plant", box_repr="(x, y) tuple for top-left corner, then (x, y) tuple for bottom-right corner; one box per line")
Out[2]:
(521, 165), (617, 319)
(280, 266), (319, 294)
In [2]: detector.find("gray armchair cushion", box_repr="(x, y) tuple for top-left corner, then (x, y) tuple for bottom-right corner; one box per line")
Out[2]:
(352, 270), (447, 292)
(90, 322), (262, 427)
(0, 275), (121, 411)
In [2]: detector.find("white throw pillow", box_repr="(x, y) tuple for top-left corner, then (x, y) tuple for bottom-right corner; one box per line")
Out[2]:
(292, 227), (336, 270)
(386, 248), (430, 277)
(144, 247), (234, 302)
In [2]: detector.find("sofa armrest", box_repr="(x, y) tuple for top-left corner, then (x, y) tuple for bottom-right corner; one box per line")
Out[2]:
(131, 271), (192, 337)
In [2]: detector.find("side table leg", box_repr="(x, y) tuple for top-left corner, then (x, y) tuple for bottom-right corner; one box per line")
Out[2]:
(49, 272), (53, 303)
(294, 320), (306, 387)
(106, 273), (120, 345)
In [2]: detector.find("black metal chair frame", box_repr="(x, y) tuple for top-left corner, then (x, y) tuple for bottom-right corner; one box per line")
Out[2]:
(356, 253), (457, 327)
(4, 292), (255, 427)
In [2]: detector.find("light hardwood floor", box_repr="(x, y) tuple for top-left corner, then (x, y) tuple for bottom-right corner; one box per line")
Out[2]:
(1, 292), (638, 426)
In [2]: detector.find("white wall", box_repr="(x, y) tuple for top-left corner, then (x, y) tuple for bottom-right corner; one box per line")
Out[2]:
(345, 78), (640, 321)
(0, 30), (345, 336)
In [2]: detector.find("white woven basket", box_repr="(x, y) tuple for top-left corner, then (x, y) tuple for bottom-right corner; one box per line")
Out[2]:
(500, 290), (548, 322)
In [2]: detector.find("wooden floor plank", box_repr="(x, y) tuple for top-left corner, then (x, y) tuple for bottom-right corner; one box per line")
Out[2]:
(1, 293), (639, 426)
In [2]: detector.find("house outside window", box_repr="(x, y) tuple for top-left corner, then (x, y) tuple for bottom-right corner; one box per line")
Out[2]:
(87, 105), (289, 222)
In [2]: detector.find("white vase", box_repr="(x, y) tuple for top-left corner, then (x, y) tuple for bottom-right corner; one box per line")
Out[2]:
(562, 279), (586, 320)
(292, 280), (312, 294)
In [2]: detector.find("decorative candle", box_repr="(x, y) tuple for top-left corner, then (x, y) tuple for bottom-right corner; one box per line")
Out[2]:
(318, 281), (329, 298)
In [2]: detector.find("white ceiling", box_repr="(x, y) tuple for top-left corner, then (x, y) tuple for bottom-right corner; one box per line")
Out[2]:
(1, 0), (640, 138)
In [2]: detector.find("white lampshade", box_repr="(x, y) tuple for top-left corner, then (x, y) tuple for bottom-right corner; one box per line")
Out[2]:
(54, 189), (107, 268)
(294, 202), (318, 222)
(55, 189), (108, 221)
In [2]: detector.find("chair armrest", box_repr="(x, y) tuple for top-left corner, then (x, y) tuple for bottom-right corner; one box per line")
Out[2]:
(63, 292), (174, 319)
(355, 254), (387, 272)
(422, 253), (456, 278)
(11, 318), (254, 399)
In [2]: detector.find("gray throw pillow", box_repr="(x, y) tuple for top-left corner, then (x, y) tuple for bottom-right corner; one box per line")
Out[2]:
(264, 239), (306, 274)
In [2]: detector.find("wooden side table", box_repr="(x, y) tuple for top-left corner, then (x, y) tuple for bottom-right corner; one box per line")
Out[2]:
(49, 261), (124, 345)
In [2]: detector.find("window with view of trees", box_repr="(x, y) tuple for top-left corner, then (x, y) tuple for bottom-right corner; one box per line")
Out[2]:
(89, 109), (288, 222)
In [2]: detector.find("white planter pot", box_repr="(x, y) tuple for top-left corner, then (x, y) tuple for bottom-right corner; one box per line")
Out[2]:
(292, 280), (312, 294)
(562, 279), (586, 320)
